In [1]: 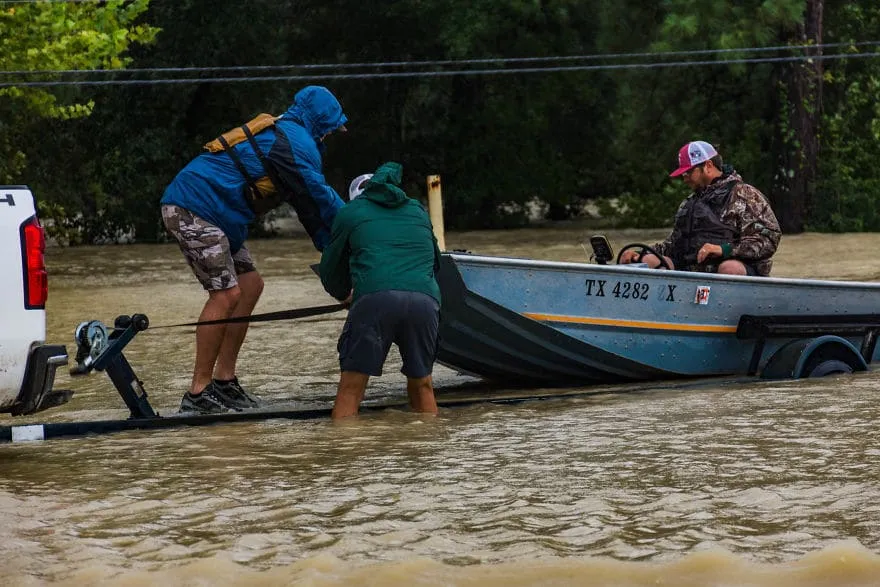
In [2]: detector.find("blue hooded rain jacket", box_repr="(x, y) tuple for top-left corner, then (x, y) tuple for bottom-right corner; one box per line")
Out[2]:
(160, 86), (348, 253)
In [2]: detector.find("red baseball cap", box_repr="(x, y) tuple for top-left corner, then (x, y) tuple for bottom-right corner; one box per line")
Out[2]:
(669, 141), (718, 177)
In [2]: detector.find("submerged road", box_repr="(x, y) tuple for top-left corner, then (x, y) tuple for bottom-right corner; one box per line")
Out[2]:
(3, 228), (880, 585)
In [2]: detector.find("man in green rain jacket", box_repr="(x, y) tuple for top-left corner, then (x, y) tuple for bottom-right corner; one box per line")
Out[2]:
(320, 162), (442, 419)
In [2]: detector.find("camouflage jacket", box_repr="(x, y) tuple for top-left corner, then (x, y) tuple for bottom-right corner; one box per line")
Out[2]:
(653, 170), (781, 276)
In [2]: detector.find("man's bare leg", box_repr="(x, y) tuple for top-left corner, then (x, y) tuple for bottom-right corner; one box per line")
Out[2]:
(718, 259), (748, 275)
(406, 375), (438, 415)
(332, 371), (370, 419)
(191, 285), (241, 395)
(214, 271), (264, 380)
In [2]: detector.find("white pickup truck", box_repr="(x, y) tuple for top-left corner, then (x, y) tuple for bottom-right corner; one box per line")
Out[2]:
(0, 185), (71, 416)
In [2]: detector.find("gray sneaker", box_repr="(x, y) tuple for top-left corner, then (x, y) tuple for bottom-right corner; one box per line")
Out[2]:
(179, 382), (235, 414)
(213, 377), (262, 409)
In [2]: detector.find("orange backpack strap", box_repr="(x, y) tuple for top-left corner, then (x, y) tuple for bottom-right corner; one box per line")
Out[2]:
(204, 113), (284, 215)
(204, 113), (279, 153)
(216, 134), (263, 203)
(240, 124), (284, 200)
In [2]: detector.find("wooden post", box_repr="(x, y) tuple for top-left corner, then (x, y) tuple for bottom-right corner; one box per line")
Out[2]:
(426, 174), (446, 251)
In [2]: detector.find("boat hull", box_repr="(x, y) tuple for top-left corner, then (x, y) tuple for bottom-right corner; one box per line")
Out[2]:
(436, 253), (880, 385)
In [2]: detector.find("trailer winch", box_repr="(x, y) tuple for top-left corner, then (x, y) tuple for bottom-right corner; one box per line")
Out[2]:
(70, 313), (157, 419)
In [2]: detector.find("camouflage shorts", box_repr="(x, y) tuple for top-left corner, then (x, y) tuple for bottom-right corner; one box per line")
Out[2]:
(161, 205), (256, 291)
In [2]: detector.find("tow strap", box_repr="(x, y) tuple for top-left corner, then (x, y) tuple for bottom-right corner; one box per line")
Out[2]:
(145, 303), (346, 330)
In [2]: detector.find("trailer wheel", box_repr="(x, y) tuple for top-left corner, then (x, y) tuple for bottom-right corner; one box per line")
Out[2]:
(803, 358), (854, 378)
(761, 335), (868, 379)
(796, 339), (866, 379)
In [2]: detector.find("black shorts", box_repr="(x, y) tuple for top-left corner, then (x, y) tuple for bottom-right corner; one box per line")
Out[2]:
(337, 290), (440, 378)
(743, 263), (760, 277)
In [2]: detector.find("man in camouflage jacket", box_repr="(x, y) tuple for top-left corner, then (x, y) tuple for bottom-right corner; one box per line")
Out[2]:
(620, 141), (781, 276)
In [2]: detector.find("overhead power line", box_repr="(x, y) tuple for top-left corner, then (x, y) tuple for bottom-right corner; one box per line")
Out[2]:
(1, 40), (876, 78)
(0, 51), (877, 88)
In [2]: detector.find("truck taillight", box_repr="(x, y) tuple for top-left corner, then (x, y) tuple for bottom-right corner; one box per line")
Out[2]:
(20, 216), (48, 309)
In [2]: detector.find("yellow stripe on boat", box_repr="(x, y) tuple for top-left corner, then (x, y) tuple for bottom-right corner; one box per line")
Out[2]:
(522, 312), (738, 333)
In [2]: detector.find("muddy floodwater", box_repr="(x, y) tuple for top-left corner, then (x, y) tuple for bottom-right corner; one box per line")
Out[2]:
(3, 227), (880, 586)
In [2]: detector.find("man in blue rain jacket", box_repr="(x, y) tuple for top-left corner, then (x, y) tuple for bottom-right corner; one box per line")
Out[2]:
(161, 85), (348, 415)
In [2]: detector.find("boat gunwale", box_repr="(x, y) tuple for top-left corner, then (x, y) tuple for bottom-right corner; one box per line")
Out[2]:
(446, 253), (880, 290)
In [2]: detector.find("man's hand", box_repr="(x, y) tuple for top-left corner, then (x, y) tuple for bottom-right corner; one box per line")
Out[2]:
(340, 290), (353, 308)
(697, 243), (723, 264)
(618, 250), (641, 264)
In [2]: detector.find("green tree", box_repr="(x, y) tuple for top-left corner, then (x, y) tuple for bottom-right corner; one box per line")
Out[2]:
(812, 1), (880, 231)
(10, 0), (880, 240)
(396, 0), (612, 227)
(0, 0), (157, 188)
(614, 0), (807, 229)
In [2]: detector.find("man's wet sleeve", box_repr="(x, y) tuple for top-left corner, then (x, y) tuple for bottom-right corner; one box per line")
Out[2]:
(730, 184), (782, 260)
(651, 199), (688, 260)
(267, 131), (344, 251)
(319, 214), (353, 300)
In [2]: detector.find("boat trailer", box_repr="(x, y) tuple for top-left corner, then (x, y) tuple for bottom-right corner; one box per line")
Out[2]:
(737, 313), (878, 378)
(1, 313), (620, 444)
(1, 313), (414, 443)
(2, 310), (878, 444)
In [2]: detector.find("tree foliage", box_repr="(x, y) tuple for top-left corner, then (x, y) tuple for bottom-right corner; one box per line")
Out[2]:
(0, 0), (156, 188)
(4, 1), (880, 241)
(812, 0), (880, 231)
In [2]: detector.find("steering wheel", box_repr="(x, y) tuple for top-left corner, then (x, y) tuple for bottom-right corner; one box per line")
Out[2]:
(615, 243), (671, 270)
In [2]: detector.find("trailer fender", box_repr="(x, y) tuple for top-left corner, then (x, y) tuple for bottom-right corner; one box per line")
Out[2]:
(760, 335), (868, 379)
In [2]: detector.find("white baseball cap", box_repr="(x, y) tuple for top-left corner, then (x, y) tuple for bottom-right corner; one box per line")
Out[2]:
(348, 173), (373, 200)
(669, 141), (718, 177)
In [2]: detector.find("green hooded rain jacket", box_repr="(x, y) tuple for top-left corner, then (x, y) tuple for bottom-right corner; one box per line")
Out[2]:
(319, 162), (442, 304)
